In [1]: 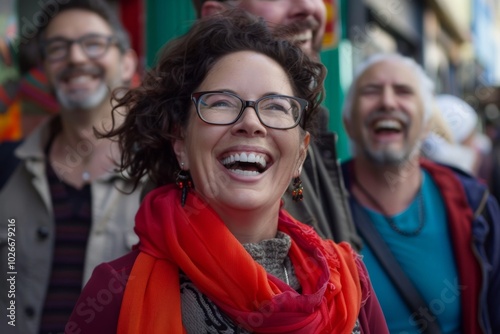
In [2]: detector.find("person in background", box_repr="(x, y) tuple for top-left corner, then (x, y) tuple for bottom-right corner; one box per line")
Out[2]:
(423, 94), (491, 176)
(0, 1), (141, 333)
(341, 53), (500, 334)
(67, 11), (388, 334)
(191, 0), (361, 249)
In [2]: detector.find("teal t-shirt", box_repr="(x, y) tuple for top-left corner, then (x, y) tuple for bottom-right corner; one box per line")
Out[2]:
(360, 170), (462, 334)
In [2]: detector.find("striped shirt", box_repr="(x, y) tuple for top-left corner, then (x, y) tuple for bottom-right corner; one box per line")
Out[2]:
(39, 161), (91, 334)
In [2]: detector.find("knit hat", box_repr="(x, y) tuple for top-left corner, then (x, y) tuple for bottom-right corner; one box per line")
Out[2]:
(435, 94), (478, 144)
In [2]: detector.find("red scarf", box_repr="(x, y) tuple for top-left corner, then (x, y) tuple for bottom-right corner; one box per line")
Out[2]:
(117, 185), (362, 333)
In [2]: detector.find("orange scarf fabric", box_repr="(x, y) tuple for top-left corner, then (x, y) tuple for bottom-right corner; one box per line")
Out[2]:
(118, 185), (361, 333)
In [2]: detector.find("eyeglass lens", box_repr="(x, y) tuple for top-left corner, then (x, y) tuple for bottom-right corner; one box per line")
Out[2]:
(44, 34), (113, 61)
(197, 92), (302, 129)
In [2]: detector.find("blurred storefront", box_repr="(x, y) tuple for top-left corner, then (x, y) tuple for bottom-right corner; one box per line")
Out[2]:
(343, 0), (473, 95)
(346, 0), (424, 65)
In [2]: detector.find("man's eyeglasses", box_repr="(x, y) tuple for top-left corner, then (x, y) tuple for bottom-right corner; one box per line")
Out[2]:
(191, 91), (308, 130)
(40, 34), (117, 61)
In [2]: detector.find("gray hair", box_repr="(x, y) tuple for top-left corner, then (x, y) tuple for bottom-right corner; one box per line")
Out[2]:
(342, 53), (434, 122)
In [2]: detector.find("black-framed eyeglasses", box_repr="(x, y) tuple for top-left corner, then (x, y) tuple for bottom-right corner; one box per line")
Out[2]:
(40, 33), (117, 61)
(191, 91), (308, 130)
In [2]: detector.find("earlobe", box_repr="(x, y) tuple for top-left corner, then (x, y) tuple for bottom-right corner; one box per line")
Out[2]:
(294, 132), (310, 177)
(201, 1), (228, 17)
(173, 138), (189, 169)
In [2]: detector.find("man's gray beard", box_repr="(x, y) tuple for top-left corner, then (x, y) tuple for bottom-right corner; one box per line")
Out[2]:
(55, 82), (109, 111)
(354, 139), (423, 166)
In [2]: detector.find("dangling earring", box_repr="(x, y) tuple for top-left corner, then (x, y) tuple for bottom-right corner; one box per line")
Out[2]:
(292, 176), (303, 202)
(176, 163), (192, 207)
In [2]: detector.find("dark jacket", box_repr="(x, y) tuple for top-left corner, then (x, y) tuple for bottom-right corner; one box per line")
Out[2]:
(0, 140), (22, 190)
(489, 140), (500, 204)
(283, 119), (361, 250)
(342, 159), (500, 334)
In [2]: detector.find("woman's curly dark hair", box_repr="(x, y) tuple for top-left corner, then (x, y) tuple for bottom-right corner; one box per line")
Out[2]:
(106, 9), (326, 189)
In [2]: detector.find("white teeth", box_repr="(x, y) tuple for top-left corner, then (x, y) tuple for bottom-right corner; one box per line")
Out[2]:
(230, 169), (260, 176)
(221, 152), (268, 170)
(68, 75), (93, 84)
(259, 156), (266, 168)
(291, 31), (312, 42)
(374, 119), (402, 130)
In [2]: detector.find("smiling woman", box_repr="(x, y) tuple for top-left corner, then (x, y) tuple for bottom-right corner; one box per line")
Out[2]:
(66, 10), (389, 334)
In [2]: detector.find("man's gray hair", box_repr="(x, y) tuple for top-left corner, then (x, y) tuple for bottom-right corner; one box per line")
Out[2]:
(342, 53), (434, 122)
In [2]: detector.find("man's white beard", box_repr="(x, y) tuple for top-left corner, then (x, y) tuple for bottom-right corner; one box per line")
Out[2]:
(56, 81), (109, 111)
(354, 139), (423, 166)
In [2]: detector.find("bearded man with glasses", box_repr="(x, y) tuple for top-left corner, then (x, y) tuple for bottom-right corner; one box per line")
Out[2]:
(0, 1), (142, 334)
